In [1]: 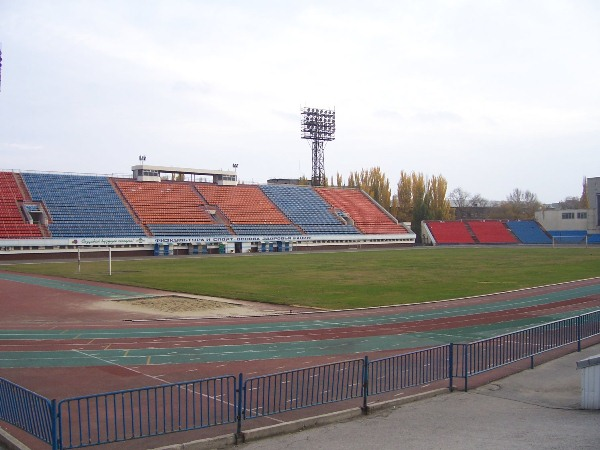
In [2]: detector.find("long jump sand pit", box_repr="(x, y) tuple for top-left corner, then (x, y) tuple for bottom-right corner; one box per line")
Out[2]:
(100, 294), (296, 318)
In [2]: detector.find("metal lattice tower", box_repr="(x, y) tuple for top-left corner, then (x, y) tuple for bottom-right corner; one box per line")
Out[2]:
(301, 107), (335, 186)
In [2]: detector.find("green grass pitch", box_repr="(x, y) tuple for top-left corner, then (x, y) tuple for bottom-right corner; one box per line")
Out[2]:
(3, 247), (600, 310)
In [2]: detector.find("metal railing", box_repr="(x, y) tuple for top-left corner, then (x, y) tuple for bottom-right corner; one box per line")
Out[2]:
(456, 311), (598, 391)
(57, 375), (237, 449)
(0, 309), (599, 449)
(0, 377), (56, 446)
(243, 358), (364, 420)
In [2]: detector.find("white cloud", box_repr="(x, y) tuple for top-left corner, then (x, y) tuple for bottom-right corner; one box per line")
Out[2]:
(0, 0), (598, 202)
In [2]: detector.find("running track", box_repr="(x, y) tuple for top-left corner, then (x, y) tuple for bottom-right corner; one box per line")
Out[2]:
(1, 271), (600, 448)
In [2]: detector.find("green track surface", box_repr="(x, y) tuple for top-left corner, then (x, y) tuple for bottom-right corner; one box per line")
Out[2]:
(1, 278), (598, 368)
(0, 313), (591, 369)
(0, 272), (154, 299)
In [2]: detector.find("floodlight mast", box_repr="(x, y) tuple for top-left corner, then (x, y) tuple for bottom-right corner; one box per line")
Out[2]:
(301, 107), (335, 186)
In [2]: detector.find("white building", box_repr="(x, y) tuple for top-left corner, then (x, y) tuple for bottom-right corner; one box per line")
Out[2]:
(535, 177), (600, 239)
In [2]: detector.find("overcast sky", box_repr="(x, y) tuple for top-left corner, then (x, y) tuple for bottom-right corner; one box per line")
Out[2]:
(1, 0), (599, 203)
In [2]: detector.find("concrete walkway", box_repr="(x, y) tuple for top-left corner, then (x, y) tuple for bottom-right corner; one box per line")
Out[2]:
(239, 343), (600, 450)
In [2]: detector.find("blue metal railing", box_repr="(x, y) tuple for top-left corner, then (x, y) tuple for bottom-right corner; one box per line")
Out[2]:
(0, 377), (56, 446)
(1, 309), (599, 449)
(243, 358), (364, 420)
(456, 312), (598, 391)
(368, 345), (450, 395)
(57, 375), (236, 449)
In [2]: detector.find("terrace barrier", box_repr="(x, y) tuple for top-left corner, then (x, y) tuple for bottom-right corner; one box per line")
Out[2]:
(1, 309), (599, 449)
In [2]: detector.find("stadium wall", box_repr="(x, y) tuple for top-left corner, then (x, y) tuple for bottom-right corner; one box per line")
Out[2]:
(0, 233), (415, 261)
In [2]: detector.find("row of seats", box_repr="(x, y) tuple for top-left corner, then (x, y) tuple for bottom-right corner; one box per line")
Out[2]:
(0, 172), (44, 238)
(3, 173), (413, 239)
(425, 220), (553, 245)
(260, 184), (360, 234)
(197, 184), (291, 225)
(466, 220), (519, 244)
(22, 173), (146, 238)
(316, 188), (408, 235)
(231, 224), (302, 236)
(426, 221), (476, 244)
(115, 179), (215, 225)
(147, 224), (231, 237)
(505, 221), (552, 244)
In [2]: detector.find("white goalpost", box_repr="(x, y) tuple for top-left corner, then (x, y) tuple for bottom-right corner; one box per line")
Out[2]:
(552, 235), (588, 247)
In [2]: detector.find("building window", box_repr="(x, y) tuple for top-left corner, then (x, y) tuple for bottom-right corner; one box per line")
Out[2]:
(577, 212), (587, 219)
(562, 212), (575, 219)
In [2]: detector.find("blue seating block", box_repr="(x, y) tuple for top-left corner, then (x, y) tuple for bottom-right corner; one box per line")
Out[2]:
(506, 221), (552, 244)
(260, 185), (360, 235)
(22, 173), (145, 238)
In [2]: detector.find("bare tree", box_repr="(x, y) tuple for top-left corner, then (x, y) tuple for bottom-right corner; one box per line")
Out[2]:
(501, 188), (541, 219)
(559, 197), (583, 209)
(449, 187), (470, 218)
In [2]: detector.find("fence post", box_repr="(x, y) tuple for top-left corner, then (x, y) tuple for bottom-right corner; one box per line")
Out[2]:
(577, 315), (582, 352)
(448, 343), (454, 392)
(463, 344), (469, 392)
(361, 356), (369, 415)
(50, 399), (59, 450)
(235, 373), (244, 444)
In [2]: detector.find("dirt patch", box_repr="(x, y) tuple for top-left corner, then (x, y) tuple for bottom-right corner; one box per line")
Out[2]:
(124, 296), (241, 313)
(100, 295), (290, 318)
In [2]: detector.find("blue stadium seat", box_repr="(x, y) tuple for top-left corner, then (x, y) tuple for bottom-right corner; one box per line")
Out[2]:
(260, 185), (360, 234)
(506, 221), (552, 244)
(22, 173), (146, 238)
(148, 224), (231, 237)
(231, 224), (302, 236)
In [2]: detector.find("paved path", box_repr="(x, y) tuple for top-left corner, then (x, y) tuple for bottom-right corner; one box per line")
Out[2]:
(239, 342), (600, 450)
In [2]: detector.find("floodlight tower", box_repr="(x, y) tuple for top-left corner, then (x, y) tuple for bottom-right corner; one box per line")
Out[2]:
(301, 107), (335, 186)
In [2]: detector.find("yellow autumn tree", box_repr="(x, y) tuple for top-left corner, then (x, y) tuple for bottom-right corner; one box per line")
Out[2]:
(427, 174), (453, 220)
(347, 167), (391, 210)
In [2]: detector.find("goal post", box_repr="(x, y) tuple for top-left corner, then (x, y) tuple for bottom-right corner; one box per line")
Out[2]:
(552, 235), (588, 247)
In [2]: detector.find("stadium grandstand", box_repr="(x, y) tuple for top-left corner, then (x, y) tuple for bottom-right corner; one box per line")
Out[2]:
(0, 165), (415, 259)
(2, 167), (599, 257)
(422, 177), (600, 246)
(422, 220), (552, 245)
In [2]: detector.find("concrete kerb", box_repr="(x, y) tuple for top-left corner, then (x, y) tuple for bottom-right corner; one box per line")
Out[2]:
(0, 427), (32, 450)
(150, 388), (449, 450)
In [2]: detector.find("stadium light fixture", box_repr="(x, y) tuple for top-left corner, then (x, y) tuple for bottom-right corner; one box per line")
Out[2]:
(301, 107), (335, 186)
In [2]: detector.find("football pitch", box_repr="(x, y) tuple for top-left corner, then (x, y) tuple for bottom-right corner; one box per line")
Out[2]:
(3, 246), (600, 310)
